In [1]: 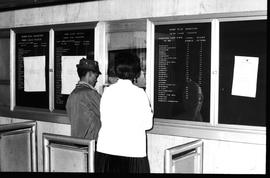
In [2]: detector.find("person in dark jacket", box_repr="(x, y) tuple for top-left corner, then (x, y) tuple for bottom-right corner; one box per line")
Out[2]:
(66, 57), (102, 140)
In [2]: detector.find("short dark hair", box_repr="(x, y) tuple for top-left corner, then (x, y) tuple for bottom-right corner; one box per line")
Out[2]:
(76, 57), (101, 78)
(77, 68), (90, 78)
(114, 51), (141, 80)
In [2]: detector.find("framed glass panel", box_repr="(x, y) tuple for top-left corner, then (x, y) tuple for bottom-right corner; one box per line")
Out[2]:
(54, 28), (94, 110)
(0, 36), (9, 80)
(0, 85), (10, 107)
(154, 22), (211, 122)
(219, 20), (266, 127)
(43, 133), (95, 172)
(164, 140), (203, 173)
(49, 144), (88, 172)
(0, 31), (10, 107)
(15, 31), (50, 109)
(105, 20), (147, 89)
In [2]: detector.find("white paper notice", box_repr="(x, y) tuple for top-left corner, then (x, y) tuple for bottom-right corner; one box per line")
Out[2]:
(231, 56), (259, 98)
(24, 56), (46, 92)
(61, 56), (86, 95)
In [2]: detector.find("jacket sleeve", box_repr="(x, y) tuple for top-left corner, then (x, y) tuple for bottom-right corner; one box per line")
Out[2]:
(139, 90), (153, 131)
(79, 92), (101, 140)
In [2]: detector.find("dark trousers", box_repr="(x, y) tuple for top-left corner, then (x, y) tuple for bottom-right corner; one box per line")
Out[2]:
(94, 151), (150, 173)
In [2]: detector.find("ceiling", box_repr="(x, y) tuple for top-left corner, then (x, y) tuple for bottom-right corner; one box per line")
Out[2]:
(0, 0), (98, 12)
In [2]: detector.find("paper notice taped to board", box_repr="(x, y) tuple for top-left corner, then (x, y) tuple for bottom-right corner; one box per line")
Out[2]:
(24, 56), (46, 92)
(61, 56), (86, 95)
(231, 56), (259, 98)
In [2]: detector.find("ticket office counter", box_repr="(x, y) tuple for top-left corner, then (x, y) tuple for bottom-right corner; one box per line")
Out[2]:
(1, 11), (265, 142)
(0, 10), (267, 173)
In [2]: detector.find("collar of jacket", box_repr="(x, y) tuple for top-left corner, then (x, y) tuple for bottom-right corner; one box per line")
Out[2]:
(76, 81), (96, 91)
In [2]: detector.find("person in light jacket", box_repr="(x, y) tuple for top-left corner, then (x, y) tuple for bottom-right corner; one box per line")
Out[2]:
(95, 51), (153, 173)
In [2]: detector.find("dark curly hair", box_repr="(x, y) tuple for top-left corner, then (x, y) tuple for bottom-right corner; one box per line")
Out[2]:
(114, 51), (141, 81)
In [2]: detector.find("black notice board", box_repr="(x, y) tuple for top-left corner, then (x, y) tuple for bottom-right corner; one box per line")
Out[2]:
(219, 20), (266, 127)
(154, 22), (211, 122)
(16, 32), (49, 109)
(54, 29), (94, 110)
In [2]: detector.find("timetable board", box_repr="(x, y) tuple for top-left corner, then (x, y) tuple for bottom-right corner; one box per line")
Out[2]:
(16, 32), (49, 109)
(154, 22), (211, 122)
(218, 20), (266, 126)
(54, 29), (94, 110)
